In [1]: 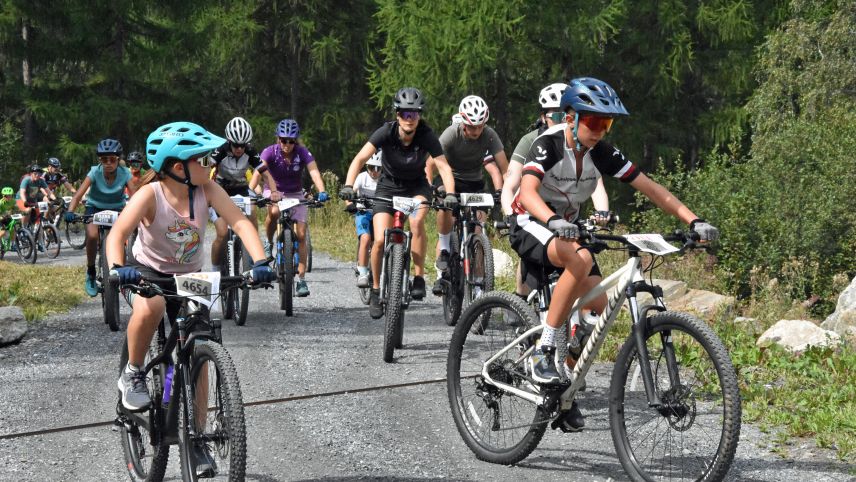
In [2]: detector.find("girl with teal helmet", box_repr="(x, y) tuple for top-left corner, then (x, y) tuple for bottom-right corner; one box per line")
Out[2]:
(105, 121), (274, 433)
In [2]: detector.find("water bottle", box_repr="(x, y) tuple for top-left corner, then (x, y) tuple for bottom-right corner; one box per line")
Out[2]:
(568, 310), (598, 360)
(162, 364), (174, 406)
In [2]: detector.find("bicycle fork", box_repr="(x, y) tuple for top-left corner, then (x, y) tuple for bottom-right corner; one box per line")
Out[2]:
(379, 211), (412, 303)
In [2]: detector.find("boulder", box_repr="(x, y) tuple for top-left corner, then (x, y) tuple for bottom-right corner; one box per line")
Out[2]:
(757, 319), (840, 353)
(492, 248), (516, 279)
(0, 306), (27, 347)
(821, 275), (856, 335)
(669, 289), (736, 319)
(635, 279), (688, 307)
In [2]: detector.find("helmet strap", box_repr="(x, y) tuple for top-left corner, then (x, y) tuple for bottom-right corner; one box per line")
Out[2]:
(163, 160), (198, 221)
(572, 112), (583, 151)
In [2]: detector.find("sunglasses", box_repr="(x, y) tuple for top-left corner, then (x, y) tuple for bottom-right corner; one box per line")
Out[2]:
(230, 142), (247, 149)
(462, 123), (484, 132)
(578, 114), (614, 133)
(196, 156), (214, 168)
(128, 162), (142, 168)
(397, 110), (421, 121)
(99, 156), (119, 164)
(367, 165), (381, 172)
(546, 111), (565, 124)
(279, 138), (297, 145)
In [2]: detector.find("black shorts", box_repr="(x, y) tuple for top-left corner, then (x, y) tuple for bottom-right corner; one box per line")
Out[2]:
(217, 181), (252, 197)
(373, 175), (433, 216)
(508, 215), (601, 289)
(121, 263), (183, 324)
(431, 176), (485, 195)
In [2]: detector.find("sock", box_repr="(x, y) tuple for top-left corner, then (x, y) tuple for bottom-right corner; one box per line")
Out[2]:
(541, 324), (558, 348)
(126, 363), (141, 373)
(87, 265), (96, 277)
(294, 275), (302, 282)
(357, 266), (369, 276)
(438, 233), (451, 252)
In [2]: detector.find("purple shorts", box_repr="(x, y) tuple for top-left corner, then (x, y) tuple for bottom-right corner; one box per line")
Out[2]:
(264, 190), (308, 223)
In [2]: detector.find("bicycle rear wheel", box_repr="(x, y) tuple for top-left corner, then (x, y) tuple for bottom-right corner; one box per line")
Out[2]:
(466, 232), (494, 334)
(305, 227), (313, 272)
(234, 241), (250, 326)
(279, 229), (294, 315)
(100, 238), (120, 331)
(447, 291), (548, 464)
(609, 311), (741, 482)
(442, 231), (463, 326)
(382, 243), (405, 362)
(179, 341), (247, 481)
(14, 227), (36, 263)
(65, 219), (86, 249)
(42, 223), (61, 258)
(118, 333), (170, 482)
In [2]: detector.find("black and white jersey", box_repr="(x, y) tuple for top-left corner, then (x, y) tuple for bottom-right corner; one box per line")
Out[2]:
(210, 142), (261, 186)
(517, 124), (639, 221)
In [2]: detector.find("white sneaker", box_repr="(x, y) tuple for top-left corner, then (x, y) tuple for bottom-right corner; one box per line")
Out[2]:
(356, 274), (370, 288)
(118, 365), (151, 412)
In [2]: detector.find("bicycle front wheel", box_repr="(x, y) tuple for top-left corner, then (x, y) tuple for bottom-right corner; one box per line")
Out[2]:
(100, 238), (120, 331)
(42, 223), (61, 258)
(65, 218), (86, 249)
(447, 291), (548, 465)
(235, 241), (250, 326)
(442, 231), (463, 326)
(382, 243), (405, 362)
(179, 342), (247, 481)
(305, 227), (313, 272)
(609, 311), (741, 482)
(466, 232), (494, 334)
(279, 229), (294, 315)
(14, 227), (37, 263)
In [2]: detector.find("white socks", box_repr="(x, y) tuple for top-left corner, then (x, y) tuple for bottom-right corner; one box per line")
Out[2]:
(357, 266), (369, 276)
(541, 324), (557, 348)
(438, 233), (451, 252)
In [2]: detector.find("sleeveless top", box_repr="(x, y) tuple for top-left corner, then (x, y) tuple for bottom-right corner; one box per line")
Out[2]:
(86, 165), (131, 209)
(132, 182), (208, 274)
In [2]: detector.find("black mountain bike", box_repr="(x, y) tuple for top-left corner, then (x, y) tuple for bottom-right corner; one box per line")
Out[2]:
(80, 210), (123, 331)
(28, 200), (61, 259)
(437, 192), (495, 329)
(114, 273), (263, 481)
(218, 195), (253, 326)
(52, 196), (86, 249)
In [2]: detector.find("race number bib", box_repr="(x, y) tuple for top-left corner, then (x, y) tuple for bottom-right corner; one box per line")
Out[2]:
(92, 210), (120, 226)
(392, 196), (421, 216)
(10, 214), (23, 220)
(174, 271), (221, 308)
(625, 234), (680, 255)
(460, 192), (494, 207)
(37, 201), (50, 212)
(277, 198), (301, 211)
(230, 195), (253, 215)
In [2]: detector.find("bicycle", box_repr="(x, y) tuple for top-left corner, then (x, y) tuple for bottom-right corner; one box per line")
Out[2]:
(79, 210), (124, 331)
(28, 201), (61, 259)
(436, 192), (495, 329)
(51, 195), (86, 249)
(217, 195), (254, 326)
(114, 272), (264, 481)
(0, 213), (37, 263)
(446, 220), (741, 481)
(257, 196), (324, 316)
(347, 202), (374, 305)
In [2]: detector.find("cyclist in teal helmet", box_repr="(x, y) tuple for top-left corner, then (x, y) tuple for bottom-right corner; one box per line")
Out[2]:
(105, 122), (274, 475)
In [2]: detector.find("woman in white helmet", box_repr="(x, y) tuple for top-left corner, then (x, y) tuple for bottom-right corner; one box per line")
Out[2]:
(346, 151), (383, 288)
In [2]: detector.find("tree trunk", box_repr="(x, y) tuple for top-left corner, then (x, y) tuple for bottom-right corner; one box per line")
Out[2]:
(21, 19), (36, 160)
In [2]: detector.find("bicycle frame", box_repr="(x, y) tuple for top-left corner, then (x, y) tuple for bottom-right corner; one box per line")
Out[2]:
(481, 254), (671, 411)
(453, 203), (485, 285)
(378, 209), (412, 307)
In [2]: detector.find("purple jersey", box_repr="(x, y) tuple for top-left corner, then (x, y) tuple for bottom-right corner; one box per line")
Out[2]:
(259, 143), (315, 193)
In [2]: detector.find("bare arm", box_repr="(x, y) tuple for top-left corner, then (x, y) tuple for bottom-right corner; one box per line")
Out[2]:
(68, 177), (92, 212)
(500, 160), (523, 215)
(425, 157), (437, 185)
(432, 154), (455, 194)
(591, 177), (609, 212)
(492, 150), (509, 176)
(630, 172), (697, 224)
(306, 162), (326, 194)
(63, 181), (77, 194)
(345, 142), (376, 186)
(106, 185), (154, 267)
(205, 182), (267, 262)
(484, 161), (503, 191)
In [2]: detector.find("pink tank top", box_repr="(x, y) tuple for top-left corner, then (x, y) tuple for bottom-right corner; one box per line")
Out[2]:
(132, 182), (208, 274)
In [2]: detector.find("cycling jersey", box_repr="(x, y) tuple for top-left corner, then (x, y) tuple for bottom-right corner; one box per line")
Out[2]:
(510, 125), (547, 166)
(368, 121), (443, 181)
(353, 171), (378, 209)
(438, 123), (504, 182)
(85, 164), (131, 210)
(258, 143), (315, 194)
(43, 171), (68, 190)
(18, 177), (48, 203)
(0, 198), (14, 215)
(518, 124), (639, 221)
(210, 142), (262, 187)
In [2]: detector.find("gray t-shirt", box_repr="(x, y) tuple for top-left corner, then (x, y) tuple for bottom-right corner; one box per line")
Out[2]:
(510, 127), (542, 166)
(439, 124), (504, 182)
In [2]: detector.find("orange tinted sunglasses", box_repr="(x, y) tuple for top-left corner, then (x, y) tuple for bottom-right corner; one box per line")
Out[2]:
(578, 114), (614, 133)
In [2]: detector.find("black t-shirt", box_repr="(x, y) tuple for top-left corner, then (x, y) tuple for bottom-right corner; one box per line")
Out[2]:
(43, 172), (68, 190)
(368, 121), (444, 181)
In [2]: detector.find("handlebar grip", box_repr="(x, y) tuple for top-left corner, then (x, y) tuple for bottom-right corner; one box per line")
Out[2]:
(494, 221), (509, 230)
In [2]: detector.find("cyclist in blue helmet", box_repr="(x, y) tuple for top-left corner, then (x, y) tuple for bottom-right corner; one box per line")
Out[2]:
(105, 122), (273, 443)
(510, 77), (720, 431)
(67, 138), (136, 296)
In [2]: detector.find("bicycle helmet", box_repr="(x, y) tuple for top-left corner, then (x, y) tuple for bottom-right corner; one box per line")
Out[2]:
(367, 151), (382, 167)
(560, 77), (629, 116)
(29, 164), (42, 173)
(458, 95), (489, 125)
(539, 83), (568, 109)
(47, 157), (61, 168)
(393, 87), (425, 111)
(275, 119), (299, 138)
(225, 116), (253, 144)
(96, 138), (123, 156)
(2, 187), (13, 196)
(127, 151), (144, 164)
(146, 122), (225, 173)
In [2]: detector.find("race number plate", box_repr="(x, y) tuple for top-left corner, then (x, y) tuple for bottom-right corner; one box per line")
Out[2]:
(92, 210), (120, 226)
(392, 196), (421, 216)
(277, 198), (301, 211)
(460, 192), (494, 207)
(625, 234), (680, 255)
(10, 214), (23, 220)
(230, 195), (253, 215)
(37, 201), (49, 212)
(174, 271), (221, 308)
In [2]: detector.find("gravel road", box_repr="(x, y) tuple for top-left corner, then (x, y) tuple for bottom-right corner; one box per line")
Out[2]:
(0, 242), (853, 481)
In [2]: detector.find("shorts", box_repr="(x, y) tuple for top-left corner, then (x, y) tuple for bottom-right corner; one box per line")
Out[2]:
(373, 175), (433, 216)
(217, 182), (252, 197)
(84, 205), (124, 216)
(432, 176), (485, 196)
(16, 199), (37, 213)
(509, 214), (601, 289)
(121, 263), (183, 324)
(263, 190), (307, 223)
(355, 211), (373, 237)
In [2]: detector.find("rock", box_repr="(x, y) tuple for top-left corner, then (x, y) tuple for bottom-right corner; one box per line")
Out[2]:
(492, 248), (515, 278)
(669, 289), (736, 319)
(635, 279), (688, 307)
(0, 306), (27, 347)
(821, 275), (856, 335)
(732, 316), (762, 334)
(757, 319), (840, 352)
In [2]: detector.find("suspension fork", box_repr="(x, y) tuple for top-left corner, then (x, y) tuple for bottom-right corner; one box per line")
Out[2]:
(626, 279), (668, 408)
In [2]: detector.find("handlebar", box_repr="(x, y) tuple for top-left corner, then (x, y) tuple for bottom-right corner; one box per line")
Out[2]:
(254, 197), (326, 209)
(110, 273), (267, 299)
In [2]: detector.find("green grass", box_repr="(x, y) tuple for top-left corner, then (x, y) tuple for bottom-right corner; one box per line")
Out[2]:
(0, 261), (86, 321)
(308, 200), (856, 462)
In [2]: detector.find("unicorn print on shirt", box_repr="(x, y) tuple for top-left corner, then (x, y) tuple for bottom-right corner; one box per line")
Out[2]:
(166, 219), (200, 264)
